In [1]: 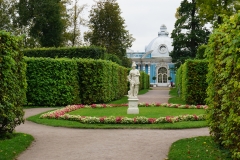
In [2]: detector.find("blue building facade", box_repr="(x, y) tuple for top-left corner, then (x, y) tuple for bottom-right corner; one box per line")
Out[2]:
(127, 25), (175, 86)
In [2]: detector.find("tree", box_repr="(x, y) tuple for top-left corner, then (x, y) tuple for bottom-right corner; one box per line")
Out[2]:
(63, 1), (87, 47)
(196, 0), (239, 28)
(17, 0), (68, 47)
(84, 0), (135, 61)
(170, 0), (210, 66)
(0, 0), (19, 33)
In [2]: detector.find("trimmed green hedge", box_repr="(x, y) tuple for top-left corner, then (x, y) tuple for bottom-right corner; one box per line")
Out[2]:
(205, 12), (240, 159)
(0, 31), (26, 134)
(23, 46), (105, 59)
(25, 58), (80, 106)
(76, 58), (128, 104)
(176, 59), (208, 105)
(23, 46), (123, 66)
(25, 57), (150, 106)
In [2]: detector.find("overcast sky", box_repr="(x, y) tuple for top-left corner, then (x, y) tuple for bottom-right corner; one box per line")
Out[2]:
(79, 0), (183, 52)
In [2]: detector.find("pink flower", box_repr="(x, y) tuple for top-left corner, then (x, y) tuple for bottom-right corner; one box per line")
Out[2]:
(193, 114), (198, 120)
(148, 118), (156, 124)
(99, 117), (105, 123)
(91, 104), (96, 108)
(116, 117), (122, 123)
(101, 104), (107, 108)
(166, 116), (172, 123)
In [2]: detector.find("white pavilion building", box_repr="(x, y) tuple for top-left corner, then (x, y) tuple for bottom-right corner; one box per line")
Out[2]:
(127, 24), (175, 86)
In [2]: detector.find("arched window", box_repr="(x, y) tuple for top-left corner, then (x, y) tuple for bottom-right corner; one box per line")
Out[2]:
(158, 67), (167, 83)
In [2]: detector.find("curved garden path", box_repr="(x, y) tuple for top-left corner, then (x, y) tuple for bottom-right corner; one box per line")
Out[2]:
(16, 87), (210, 160)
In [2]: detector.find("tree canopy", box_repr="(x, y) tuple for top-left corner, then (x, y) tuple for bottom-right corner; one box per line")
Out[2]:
(17, 0), (68, 47)
(84, 0), (135, 60)
(170, 0), (210, 67)
(196, 0), (240, 27)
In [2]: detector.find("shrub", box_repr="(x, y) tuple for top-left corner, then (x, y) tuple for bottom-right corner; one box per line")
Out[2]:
(25, 57), (80, 106)
(0, 31), (26, 134)
(176, 59), (208, 105)
(23, 46), (105, 59)
(205, 12), (240, 159)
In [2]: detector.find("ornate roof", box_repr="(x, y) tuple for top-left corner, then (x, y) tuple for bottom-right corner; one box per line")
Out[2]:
(145, 24), (173, 58)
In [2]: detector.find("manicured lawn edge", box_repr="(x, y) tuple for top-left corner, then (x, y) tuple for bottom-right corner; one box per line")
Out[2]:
(168, 136), (232, 160)
(0, 133), (34, 160)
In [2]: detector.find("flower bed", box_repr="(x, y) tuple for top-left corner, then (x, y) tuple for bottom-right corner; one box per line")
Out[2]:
(40, 103), (208, 124)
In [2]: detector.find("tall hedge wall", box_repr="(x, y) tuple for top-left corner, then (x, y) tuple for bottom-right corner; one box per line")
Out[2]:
(76, 58), (128, 104)
(25, 57), (150, 105)
(23, 46), (105, 59)
(0, 31), (26, 134)
(205, 12), (240, 159)
(176, 59), (208, 105)
(25, 57), (80, 106)
(23, 46), (123, 66)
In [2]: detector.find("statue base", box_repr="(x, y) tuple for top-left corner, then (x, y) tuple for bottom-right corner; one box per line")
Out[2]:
(127, 98), (139, 114)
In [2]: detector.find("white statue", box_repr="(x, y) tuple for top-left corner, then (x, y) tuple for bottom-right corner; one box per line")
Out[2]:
(127, 62), (140, 98)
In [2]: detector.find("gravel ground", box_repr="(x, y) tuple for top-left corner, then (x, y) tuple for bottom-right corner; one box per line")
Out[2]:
(15, 87), (210, 160)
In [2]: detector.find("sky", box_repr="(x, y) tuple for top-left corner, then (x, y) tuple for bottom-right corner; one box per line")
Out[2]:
(79, 0), (183, 52)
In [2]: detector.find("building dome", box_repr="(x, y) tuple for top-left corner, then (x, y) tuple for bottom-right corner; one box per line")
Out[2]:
(145, 24), (173, 59)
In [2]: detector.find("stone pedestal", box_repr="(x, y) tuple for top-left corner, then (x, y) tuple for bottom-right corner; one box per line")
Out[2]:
(127, 98), (139, 114)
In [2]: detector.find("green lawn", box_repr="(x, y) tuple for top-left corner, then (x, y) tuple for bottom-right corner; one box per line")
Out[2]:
(168, 87), (186, 104)
(168, 136), (232, 160)
(0, 133), (34, 160)
(69, 107), (205, 118)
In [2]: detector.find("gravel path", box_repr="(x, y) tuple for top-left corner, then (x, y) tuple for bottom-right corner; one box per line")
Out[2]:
(16, 87), (210, 160)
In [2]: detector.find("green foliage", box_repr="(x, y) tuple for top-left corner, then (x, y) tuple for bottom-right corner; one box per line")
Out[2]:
(25, 57), (80, 106)
(197, 0), (238, 27)
(23, 46), (106, 59)
(76, 58), (128, 104)
(104, 53), (122, 65)
(170, 0), (210, 65)
(18, 0), (67, 47)
(84, 0), (135, 61)
(0, 0), (18, 33)
(63, 2), (87, 47)
(205, 12), (240, 159)
(196, 44), (207, 59)
(176, 59), (208, 105)
(0, 30), (26, 134)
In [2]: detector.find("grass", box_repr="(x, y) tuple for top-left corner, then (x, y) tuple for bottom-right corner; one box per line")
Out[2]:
(27, 112), (207, 129)
(168, 87), (186, 104)
(168, 136), (232, 160)
(69, 107), (205, 118)
(25, 88), (207, 129)
(0, 133), (34, 160)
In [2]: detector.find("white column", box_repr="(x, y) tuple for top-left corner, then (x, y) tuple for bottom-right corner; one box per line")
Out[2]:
(142, 63), (145, 73)
(148, 63), (150, 75)
(138, 63), (141, 71)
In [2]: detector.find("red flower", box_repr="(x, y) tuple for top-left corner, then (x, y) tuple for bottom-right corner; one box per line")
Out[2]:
(116, 117), (122, 123)
(91, 104), (96, 108)
(148, 118), (156, 124)
(99, 117), (105, 123)
(166, 116), (172, 123)
(193, 114), (198, 120)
